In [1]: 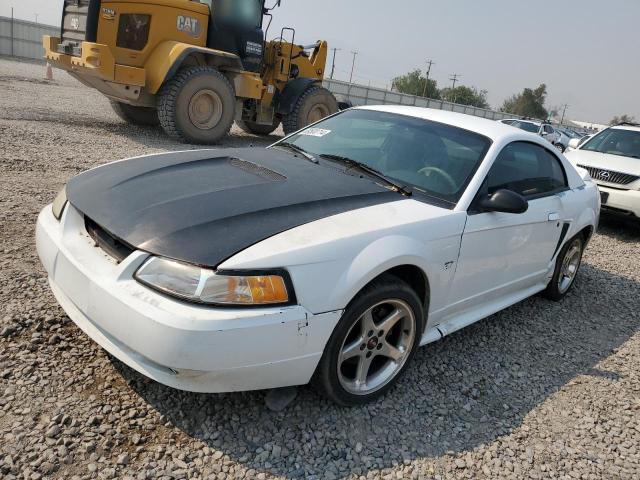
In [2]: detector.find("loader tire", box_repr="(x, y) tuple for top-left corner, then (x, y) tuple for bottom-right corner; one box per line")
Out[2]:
(158, 66), (235, 144)
(282, 86), (338, 135)
(109, 100), (159, 126)
(236, 118), (281, 136)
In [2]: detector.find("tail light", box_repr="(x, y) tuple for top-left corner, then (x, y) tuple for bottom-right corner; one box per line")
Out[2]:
(116, 14), (151, 51)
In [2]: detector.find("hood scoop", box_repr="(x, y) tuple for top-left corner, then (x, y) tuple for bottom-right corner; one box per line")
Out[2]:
(229, 157), (286, 181)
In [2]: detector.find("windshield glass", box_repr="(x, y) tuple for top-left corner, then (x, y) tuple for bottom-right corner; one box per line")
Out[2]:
(581, 128), (640, 158)
(512, 121), (540, 133)
(276, 109), (491, 203)
(213, 0), (263, 28)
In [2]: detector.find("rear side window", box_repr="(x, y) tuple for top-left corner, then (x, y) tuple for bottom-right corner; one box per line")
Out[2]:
(487, 142), (568, 197)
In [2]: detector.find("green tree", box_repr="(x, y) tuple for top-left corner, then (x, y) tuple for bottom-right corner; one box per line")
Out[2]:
(609, 114), (636, 125)
(501, 84), (548, 119)
(392, 69), (440, 99)
(440, 85), (489, 108)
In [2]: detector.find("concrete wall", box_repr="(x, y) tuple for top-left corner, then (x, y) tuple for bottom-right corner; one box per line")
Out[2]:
(0, 16), (57, 61)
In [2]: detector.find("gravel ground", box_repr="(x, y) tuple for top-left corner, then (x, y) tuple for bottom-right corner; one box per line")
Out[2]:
(1, 56), (639, 480)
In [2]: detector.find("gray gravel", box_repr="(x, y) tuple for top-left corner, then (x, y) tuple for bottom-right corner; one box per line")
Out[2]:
(1, 56), (640, 479)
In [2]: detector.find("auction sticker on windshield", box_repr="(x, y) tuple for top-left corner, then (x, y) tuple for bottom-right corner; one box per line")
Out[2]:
(299, 128), (332, 137)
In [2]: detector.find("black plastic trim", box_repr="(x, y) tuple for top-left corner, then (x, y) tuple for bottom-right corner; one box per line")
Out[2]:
(551, 222), (570, 260)
(86, 0), (101, 42)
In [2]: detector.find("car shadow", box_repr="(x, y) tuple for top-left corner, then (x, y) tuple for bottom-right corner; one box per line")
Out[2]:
(111, 262), (639, 478)
(597, 214), (640, 240)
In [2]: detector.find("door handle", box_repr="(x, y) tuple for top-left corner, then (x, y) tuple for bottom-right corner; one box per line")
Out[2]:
(548, 212), (560, 221)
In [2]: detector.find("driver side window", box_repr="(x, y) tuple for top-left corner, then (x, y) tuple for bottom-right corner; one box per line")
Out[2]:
(487, 142), (568, 198)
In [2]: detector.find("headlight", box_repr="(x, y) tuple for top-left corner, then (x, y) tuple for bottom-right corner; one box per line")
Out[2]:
(52, 186), (67, 220)
(134, 256), (292, 306)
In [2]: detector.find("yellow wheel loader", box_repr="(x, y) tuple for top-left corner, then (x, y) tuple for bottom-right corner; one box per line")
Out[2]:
(43, 0), (339, 143)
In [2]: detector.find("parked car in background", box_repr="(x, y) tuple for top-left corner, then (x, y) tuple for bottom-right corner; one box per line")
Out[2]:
(499, 119), (566, 151)
(565, 123), (640, 221)
(36, 106), (600, 405)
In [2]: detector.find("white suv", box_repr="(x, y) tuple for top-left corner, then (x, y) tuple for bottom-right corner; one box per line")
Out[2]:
(565, 123), (640, 221)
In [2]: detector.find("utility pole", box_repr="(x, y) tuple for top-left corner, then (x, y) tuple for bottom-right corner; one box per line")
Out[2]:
(560, 104), (569, 125)
(422, 59), (435, 97)
(329, 47), (341, 80)
(449, 73), (461, 102)
(348, 51), (358, 84)
(35, 13), (39, 24)
(10, 7), (14, 57)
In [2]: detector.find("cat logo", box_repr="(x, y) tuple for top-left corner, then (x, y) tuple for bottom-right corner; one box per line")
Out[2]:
(102, 7), (116, 20)
(177, 15), (201, 38)
(70, 16), (80, 30)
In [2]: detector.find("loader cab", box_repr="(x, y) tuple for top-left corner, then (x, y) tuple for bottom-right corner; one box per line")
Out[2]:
(202, 0), (266, 72)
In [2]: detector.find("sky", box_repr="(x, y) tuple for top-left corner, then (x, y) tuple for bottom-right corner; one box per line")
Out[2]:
(4, 0), (639, 124)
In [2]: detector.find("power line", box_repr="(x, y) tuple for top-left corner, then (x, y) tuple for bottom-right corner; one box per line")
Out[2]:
(348, 51), (358, 84)
(560, 104), (569, 124)
(422, 59), (435, 97)
(329, 47), (341, 80)
(449, 73), (461, 102)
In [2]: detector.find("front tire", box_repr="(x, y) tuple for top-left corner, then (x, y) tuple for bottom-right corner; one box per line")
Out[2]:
(313, 275), (424, 406)
(109, 100), (159, 126)
(543, 235), (584, 301)
(555, 143), (566, 153)
(157, 66), (235, 144)
(282, 86), (338, 135)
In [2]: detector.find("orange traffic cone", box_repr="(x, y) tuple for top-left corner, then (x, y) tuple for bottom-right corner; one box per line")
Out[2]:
(45, 62), (53, 81)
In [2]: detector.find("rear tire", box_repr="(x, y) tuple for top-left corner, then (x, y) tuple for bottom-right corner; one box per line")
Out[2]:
(158, 66), (235, 144)
(555, 143), (566, 153)
(109, 100), (159, 126)
(282, 86), (338, 135)
(543, 235), (584, 301)
(236, 117), (280, 136)
(313, 274), (424, 406)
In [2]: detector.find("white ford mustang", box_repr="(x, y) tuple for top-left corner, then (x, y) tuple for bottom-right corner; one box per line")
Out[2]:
(36, 106), (599, 405)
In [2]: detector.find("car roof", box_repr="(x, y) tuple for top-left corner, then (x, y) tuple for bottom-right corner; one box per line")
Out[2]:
(355, 105), (540, 141)
(610, 124), (640, 133)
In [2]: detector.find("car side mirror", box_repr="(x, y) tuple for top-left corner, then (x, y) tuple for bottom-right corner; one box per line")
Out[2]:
(568, 138), (581, 149)
(478, 189), (529, 214)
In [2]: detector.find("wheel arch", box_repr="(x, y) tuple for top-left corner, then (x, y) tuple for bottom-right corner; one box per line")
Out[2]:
(146, 41), (243, 94)
(327, 235), (434, 330)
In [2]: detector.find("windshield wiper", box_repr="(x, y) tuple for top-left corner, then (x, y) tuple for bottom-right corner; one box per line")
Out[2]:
(318, 153), (412, 196)
(275, 142), (318, 163)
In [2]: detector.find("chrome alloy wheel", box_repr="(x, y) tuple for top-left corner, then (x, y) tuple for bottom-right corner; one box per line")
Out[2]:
(337, 299), (416, 395)
(558, 238), (582, 293)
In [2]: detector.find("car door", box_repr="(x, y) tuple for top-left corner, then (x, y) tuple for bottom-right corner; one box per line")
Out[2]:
(445, 141), (569, 316)
(541, 125), (557, 143)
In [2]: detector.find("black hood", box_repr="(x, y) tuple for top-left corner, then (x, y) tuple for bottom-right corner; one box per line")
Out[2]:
(67, 147), (400, 267)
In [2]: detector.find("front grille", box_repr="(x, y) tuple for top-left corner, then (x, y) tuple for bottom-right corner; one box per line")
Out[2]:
(84, 216), (134, 263)
(577, 164), (639, 187)
(59, 0), (100, 55)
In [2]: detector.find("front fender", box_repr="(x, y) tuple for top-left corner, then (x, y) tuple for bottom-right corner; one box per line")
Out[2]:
(327, 235), (431, 311)
(145, 41), (243, 94)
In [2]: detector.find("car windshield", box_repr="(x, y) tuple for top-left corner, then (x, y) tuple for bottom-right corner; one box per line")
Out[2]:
(275, 109), (492, 203)
(581, 128), (640, 159)
(512, 121), (540, 133)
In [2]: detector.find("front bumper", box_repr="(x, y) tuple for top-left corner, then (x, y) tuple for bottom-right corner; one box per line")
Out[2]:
(599, 184), (640, 218)
(35, 203), (341, 393)
(43, 36), (147, 103)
